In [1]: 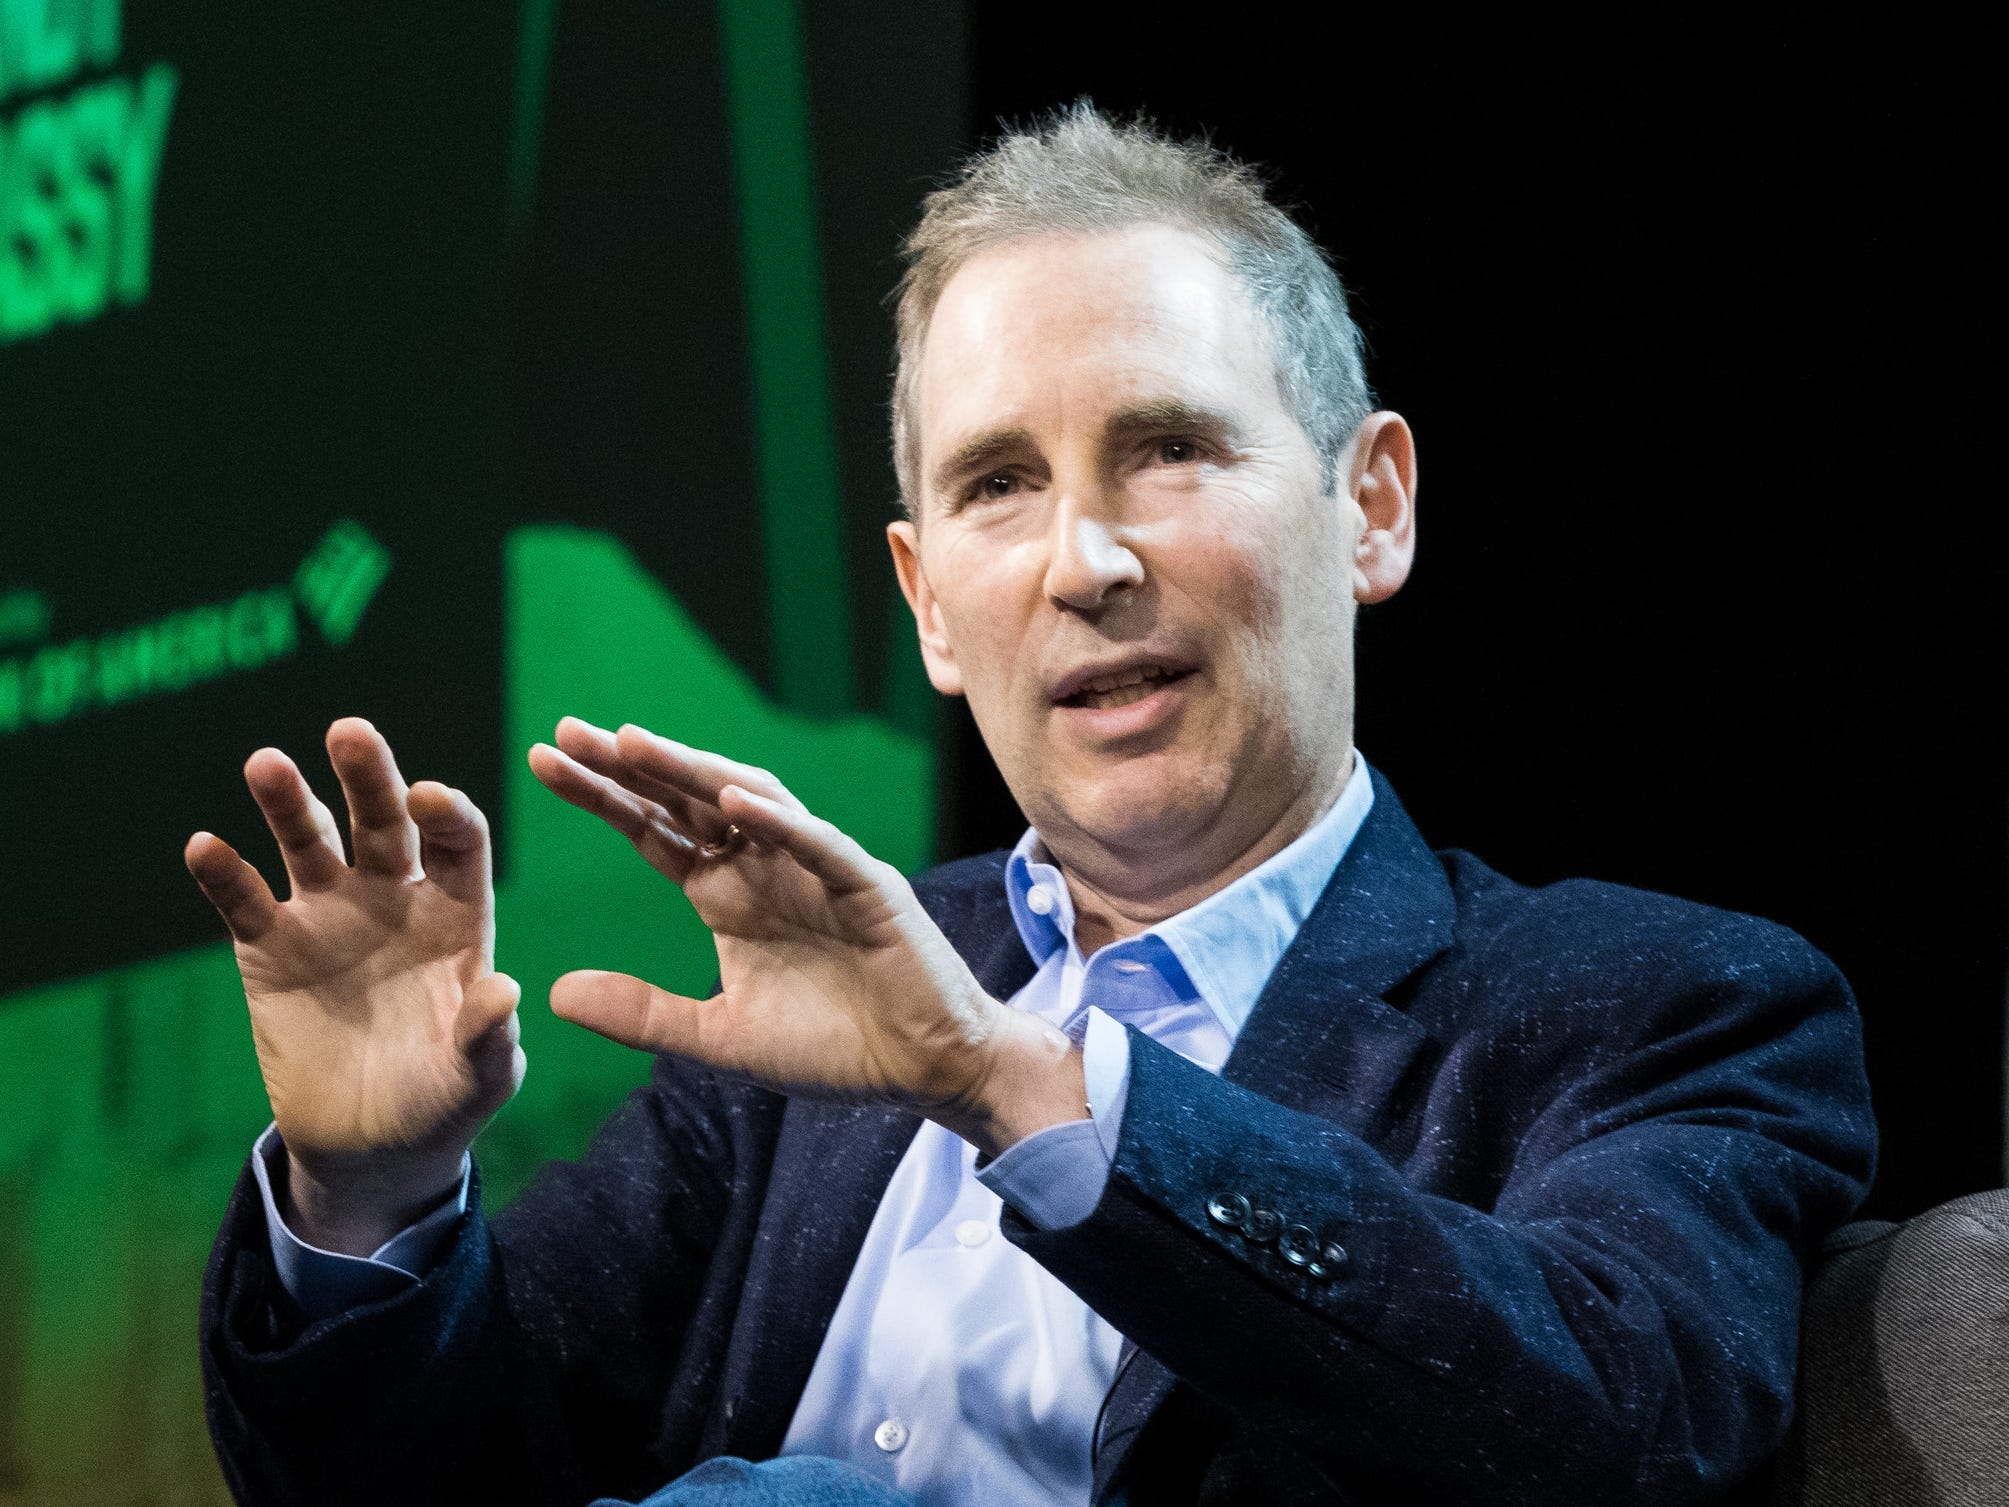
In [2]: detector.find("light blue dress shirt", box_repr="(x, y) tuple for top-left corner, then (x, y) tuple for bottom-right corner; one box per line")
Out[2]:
(254, 753), (1376, 1506)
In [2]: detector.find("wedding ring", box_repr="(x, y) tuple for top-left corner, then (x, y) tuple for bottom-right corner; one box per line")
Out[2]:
(696, 823), (745, 860)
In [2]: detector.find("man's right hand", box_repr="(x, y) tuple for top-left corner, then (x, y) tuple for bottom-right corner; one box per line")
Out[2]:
(184, 717), (524, 1256)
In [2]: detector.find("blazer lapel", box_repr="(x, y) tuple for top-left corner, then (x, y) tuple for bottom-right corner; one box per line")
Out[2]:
(1223, 767), (1456, 1129)
(1093, 768), (1458, 1501)
(713, 858), (1038, 1459)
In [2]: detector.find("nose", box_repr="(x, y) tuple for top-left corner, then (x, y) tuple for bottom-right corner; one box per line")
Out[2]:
(1042, 492), (1144, 614)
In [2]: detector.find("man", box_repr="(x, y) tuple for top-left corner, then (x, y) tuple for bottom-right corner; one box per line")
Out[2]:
(189, 107), (1875, 1505)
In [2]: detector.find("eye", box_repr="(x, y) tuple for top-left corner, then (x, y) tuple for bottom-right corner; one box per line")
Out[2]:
(980, 472), (1019, 498)
(1155, 437), (1202, 465)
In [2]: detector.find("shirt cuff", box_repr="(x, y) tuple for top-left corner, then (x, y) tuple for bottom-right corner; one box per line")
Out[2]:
(251, 1122), (469, 1323)
(976, 1006), (1132, 1229)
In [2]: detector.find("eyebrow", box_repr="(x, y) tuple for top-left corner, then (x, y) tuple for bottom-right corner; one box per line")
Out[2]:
(1102, 399), (1243, 447)
(928, 400), (1246, 501)
(931, 427), (1036, 500)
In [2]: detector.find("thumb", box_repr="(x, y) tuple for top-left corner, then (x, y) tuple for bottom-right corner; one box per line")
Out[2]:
(551, 969), (711, 1061)
(455, 970), (522, 1053)
(458, 971), (527, 1116)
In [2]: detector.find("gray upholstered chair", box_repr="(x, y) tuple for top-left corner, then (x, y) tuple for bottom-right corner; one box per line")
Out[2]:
(1770, 1189), (2009, 1507)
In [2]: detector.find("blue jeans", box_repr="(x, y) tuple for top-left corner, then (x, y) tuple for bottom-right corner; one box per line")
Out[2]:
(590, 1455), (918, 1507)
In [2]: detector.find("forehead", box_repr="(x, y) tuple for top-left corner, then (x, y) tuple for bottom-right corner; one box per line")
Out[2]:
(917, 223), (1279, 449)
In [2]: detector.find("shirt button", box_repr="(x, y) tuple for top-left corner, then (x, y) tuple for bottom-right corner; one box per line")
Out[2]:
(874, 1418), (908, 1454)
(955, 1218), (991, 1247)
(1026, 884), (1055, 916)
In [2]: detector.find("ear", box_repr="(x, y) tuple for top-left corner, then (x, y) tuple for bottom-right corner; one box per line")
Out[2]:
(1345, 411), (1417, 606)
(886, 520), (966, 697)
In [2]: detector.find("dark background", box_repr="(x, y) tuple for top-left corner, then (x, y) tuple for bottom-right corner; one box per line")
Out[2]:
(951, 10), (2003, 1221)
(19, 10), (1994, 1497)
(4, 6), (1997, 1231)
(0, 5), (519, 987)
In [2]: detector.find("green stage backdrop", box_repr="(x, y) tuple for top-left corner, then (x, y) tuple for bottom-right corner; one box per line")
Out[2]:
(0, 2), (967, 1500)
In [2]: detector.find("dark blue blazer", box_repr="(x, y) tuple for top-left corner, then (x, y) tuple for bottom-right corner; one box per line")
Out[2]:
(200, 771), (1876, 1505)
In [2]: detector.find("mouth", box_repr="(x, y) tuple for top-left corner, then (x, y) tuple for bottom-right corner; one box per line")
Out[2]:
(1052, 660), (1197, 712)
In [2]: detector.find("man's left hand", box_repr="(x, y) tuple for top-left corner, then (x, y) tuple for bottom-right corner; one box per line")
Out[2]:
(527, 718), (1085, 1155)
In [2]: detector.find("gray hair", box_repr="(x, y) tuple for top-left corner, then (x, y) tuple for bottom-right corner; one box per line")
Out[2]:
(890, 102), (1375, 519)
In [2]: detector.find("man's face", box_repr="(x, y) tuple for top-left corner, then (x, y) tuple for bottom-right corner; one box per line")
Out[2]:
(890, 224), (1369, 872)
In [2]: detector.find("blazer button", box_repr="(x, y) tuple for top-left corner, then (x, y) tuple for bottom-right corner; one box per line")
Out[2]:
(1278, 1223), (1319, 1267)
(1309, 1241), (1349, 1280)
(1207, 1191), (1252, 1230)
(1244, 1206), (1283, 1244)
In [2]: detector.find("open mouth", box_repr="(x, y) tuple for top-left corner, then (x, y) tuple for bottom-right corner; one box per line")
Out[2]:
(1057, 664), (1194, 712)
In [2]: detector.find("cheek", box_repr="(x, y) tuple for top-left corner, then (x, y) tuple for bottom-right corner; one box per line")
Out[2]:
(1176, 506), (1344, 712)
(1179, 516), (1295, 668)
(940, 602), (1014, 687)
(928, 537), (1039, 698)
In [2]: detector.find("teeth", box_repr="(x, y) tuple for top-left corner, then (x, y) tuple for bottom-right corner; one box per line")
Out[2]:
(1082, 681), (1161, 710)
(1068, 664), (1181, 709)
(1081, 665), (1169, 695)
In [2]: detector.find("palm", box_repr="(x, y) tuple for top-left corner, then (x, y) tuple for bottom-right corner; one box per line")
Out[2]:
(238, 867), (491, 1157)
(694, 853), (959, 1103)
(185, 719), (520, 1173)
(531, 719), (1002, 1116)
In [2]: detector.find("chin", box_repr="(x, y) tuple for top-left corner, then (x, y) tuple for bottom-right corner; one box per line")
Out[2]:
(1047, 757), (1233, 857)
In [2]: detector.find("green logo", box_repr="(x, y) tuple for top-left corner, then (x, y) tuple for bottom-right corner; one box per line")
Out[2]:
(293, 519), (392, 648)
(0, 521), (390, 736)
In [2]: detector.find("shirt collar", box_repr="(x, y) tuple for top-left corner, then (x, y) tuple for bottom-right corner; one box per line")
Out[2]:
(1003, 750), (1376, 1042)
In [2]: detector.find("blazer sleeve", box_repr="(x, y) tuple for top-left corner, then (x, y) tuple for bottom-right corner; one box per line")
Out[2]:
(1002, 923), (1878, 1505)
(200, 1048), (767, 1507)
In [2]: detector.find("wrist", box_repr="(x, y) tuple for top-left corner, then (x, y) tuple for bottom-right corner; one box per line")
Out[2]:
(281, 1143), (466, 1257)
(934, 1007), (1087, 1159)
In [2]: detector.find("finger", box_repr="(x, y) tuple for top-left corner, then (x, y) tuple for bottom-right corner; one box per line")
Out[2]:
(244, 746), (347, 893)
(551, 969), (719, 1064)
(527, 743), (698, 882)
(327, 718), (422, 878)
(407, 781), (493, 905)
(611, 723), (804, 817)
(183, 830), (281, 942)
(717, 784), (883, 897)
(527, 741), (655, 840)
(552, 717), (717, 839)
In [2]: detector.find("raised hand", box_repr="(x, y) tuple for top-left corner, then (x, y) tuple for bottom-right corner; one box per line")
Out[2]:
(185, 717), (523, 1250)
(528, 718), (1084, 1154)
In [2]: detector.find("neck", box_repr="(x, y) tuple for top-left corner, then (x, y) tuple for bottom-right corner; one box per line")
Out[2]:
(1049, 747), (1355, 956)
